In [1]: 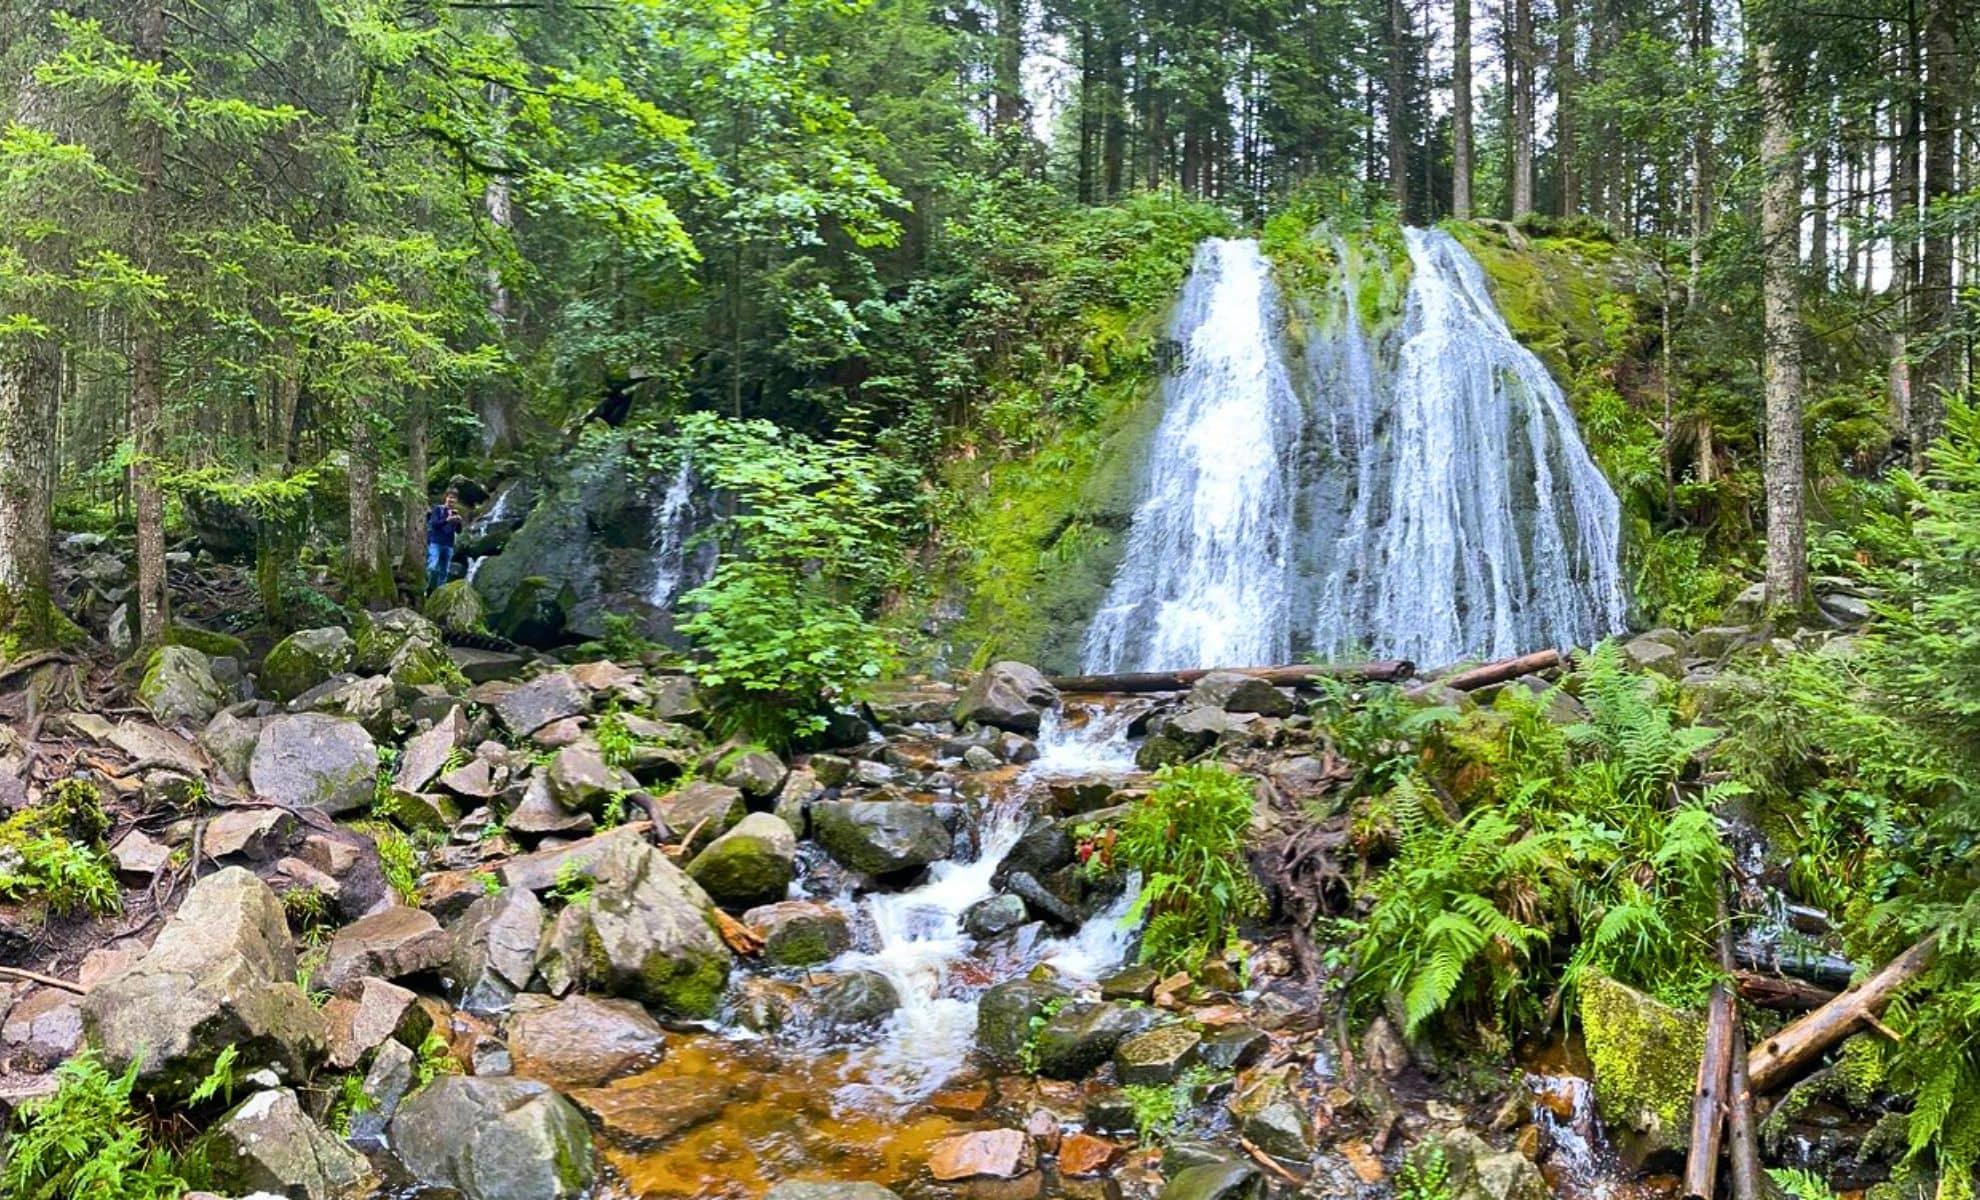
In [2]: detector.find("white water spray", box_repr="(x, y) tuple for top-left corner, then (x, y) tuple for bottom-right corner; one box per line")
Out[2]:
(646, 460), (706, 608)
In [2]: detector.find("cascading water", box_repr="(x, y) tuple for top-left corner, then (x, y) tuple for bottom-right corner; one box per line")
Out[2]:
(1084, 228), (1626, 672)
(1082, 238), (1305, 674)
(1304, 228), (1625, 665)
(646, 459), (714, 608)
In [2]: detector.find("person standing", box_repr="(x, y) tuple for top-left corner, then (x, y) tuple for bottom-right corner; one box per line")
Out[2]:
(425, 487), (465, 593)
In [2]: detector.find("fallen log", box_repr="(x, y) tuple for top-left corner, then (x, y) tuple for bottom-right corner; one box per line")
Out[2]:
(1433, 648), (1564, 692)
(1747, 934), (1936, 1093)
(1682, 980), (1736, 1200)
(1726, 1025), (1762, 1200)
(1733, 970), (1838, 1012)
(1047, 660), (1415, 694)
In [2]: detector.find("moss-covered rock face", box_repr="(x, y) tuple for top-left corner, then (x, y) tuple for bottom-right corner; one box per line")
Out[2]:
(424, 579), (488, 636)
(167, 622), (250, 660)
(260, 625), (354, 703)
(138, 644), (227, 727)
(1579, 968), (1706, 1167)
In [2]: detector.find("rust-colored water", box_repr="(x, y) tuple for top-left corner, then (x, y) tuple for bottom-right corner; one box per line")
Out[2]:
(602, 1036), (976, 1198)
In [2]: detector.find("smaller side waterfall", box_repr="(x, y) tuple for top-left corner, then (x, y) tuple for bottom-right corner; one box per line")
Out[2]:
(1082, 238), (1304, 675)
(646, 460), (715, 609)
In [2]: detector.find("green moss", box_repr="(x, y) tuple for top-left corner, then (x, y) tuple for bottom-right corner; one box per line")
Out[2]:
(1579, 968), (1705, 1154)
(762, 926), (831, 967)
(167, 623), (249, 659)
(649, 948), (729, 1020)
(0, 584), (85, 662)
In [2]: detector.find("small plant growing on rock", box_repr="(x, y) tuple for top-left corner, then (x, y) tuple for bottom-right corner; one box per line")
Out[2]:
(1123, 1064), (1220, 1144)
(1015, 995), (1069, 1075)
(2, 1047), (189, 1200)
(0, 779), (122, 917)
(372, 828), (421, 905)
(551, 859), (595, 908)
(1115, 762), (1263, 972)
(1396, 1143), (1453, 1200)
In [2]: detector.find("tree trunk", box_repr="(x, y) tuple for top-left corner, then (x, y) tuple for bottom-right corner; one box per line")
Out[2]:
(0, 342), (62, 653)
(1510, 0), (1535, 217)
(994, 0), (1026, 130)
(1892, 1), (1921, 446)
(130, 0), (170, 650)
(1555, 0), (1578, 216)
(1748, 936), (1936, 1093)
(403, 397), (429, 590)
(1758, 36), (1807, 612)
(1452, 0), (1473, 218)
(1102, 37), (1126, 198)
(1048, 660), (1418, 694)
(1686, 0), (1712, 307)
(1386, 0), (1409, 213)
(346, 411), (394, 607)
(1913, 0), (1959, 456)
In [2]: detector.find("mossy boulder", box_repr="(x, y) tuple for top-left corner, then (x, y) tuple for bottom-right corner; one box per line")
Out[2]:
(261, 626), (355, 702)
(685, 812), (797, 908)
(975, 978), (1071, 1069)
(811, 799), (953, 875)
(138, 644), (227, 727)
(386, 632), (467, 691)
(1579, 968), (1707, 1166)
(535, 834), (732, 1019)
(496, 575), (577, 648)
(716, 745), (787, 801)
(354, 607), (444, 673)
(424, 579), (490, 636)
(743, 900), (850, 967)
(167, 622), (250, 661)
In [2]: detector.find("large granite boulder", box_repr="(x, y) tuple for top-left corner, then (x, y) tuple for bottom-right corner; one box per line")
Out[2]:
(81, 867), (325, 1099)
(354, 607), (444, 673)
(954, 661), (1059, 734)
(248, 714), (378, 813)
(811, 800), (953, 875)
(449, 887), (545, 1014)
(391, 1075), (593, 1200)
(138, 645), (226, 727)
(535, 833), (732, 1019)
(425, 579), (489, 636)
(261, 627), (355, 703)
(195, 1087), (372, 1200)
(686, 812), (798, 908)
(492, 670), (588, 737)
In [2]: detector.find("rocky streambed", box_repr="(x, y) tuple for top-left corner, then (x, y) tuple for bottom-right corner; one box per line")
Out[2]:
(0, 605), (1898, 1200)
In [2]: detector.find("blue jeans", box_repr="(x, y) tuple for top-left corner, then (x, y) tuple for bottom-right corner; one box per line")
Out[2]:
(426, 542), (454, 592)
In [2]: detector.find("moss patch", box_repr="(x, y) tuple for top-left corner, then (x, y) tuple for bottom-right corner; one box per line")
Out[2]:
(1579, 968), (1705, 1160)
(167, 622), (250, 660)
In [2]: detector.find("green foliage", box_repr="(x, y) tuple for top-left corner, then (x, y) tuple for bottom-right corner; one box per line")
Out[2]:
(1, 1048), (189, 1200)
(592, 704), (642, 770)
(326, 1074), (374, 1138)
(1768, 1168), (1840, 1200)
(1312, 680), (1455, 797)
(1116, 763), (1263, 972)
(410, 1031), (459, 1093)
(372, 828), (420, 905)
(1354, 642), (1732, 1040)
(551, 858), (594, 908)
(0, 779), (121, 917)
(1397, 1144), (1454, 1200)
(1014, 995), (1069, 1076)
(1121, 1065), (1219, 1144)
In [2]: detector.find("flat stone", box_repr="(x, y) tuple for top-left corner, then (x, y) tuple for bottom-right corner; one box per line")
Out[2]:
(107, 720), (207, 775)
(204, 807), (299, 863)
(397, 706), (468, 792)
(531, 716), (586, 748)
(507, 993), (666, 1090)
(1100, 964), (1160, 1002)
(929, 1128), (1036, 1181)
(1059, 1132), (1123, 1177)
(1115, 1024), (1202, 1085)
(196, 1087), (372, 1200)
(248, 713), (378, 814)
(449, 887), (545, 1015)
(2, 988), (83, 1067)
(744, 899), (851, 967)
(449, 646), (528, 684)
(565, 1075), (741, 1149)
(110, 830), (171, 881)
(1160, 1160), (1263, 1200)
(1228, 1066), (1312, 1161)
(438, 756), (499, 800)
(1195, 1025), (1268, 1072)
(323, 977), (428, 1069)
(651, 781), (747, 852)
(317, 906), (452, 992)
(499, 824), (648, 894)
(493, 670), (588, 736)
(506, 774), (595, 838)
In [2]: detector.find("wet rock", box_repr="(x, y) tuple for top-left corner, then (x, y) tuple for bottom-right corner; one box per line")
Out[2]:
(999, 816), (1075, 880)
(1229, 1066), (1313, 1161)
(195, 1087), (372, 1200)
(261, 627), (355, 702)
(546, 742), (638, 815)
(994, 732), (1040, 764)
(744, 899), (850, 967)
(963, 745), (1001, 771)
(1098, 965), (1159, 1003)
(1424, 1129), (1549, 1200)
(1035, 1001), (1158, 1080)
(977, 979), (1072, 1069)
(316, 906), (452, 992)
(1060, 1132), (1123, 1177)
(1136, 707), (1229, 769)
(449, 887), (544, 1014)
(765, 1184), (901, 1200)
(1159, 1160), (1264, 1200)
(812, 799), (954, 875)
(492, 670), (589, 737)
(1116, 1025), (1203, 1085)
(955, 661), (1060, 734)
(687, 812), (797, 908)
(507, 993), (666, 1089)
(930, 1128), (1036, 1181)
(1188, 671), (1294, 717)
(391, 1075), (593, 1200)
(1194, 1025), (1267, 1072)
(806, 970), (901, 1032)
(1621, 634), (1685, 680)
(139, 645), (227, 727)
(717, 745), (787, 800)
(964, 894), (1029, 939)
(350, 1037), (414, 1148)
(535, 833), (731, 1018)
(323, 977), (429, 1069)
(1580, 968), (1705, 1166)
(1008, 870), (1079, 927)
(247, 714), (377, 814)
(652, 781), (748, 852)
(565, 1074), (740, 1149)
(82, 867), (325, 1100)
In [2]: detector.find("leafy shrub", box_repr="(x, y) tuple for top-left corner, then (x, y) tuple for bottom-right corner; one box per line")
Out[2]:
(372, 828), (421, 905)
(0, 779), (121, 917)
(2, 1048), (189, 1200)
(1121, 1065), (1219, 1144)
(1116, 763), (1263, 972)
(1312, 679), (1455, 797)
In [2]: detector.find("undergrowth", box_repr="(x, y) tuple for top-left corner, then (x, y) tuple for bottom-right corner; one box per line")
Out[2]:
(1115, 762), (1263, 972)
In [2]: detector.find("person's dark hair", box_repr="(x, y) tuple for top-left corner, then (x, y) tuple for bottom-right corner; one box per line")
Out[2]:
(444, 487), (459, 501)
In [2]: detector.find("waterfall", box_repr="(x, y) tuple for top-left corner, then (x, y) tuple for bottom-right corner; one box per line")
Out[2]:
(1305, 228), (1625, 665)
(646, 460), (711, 608)
(1085, 227), (1626, 672)
(1082, 238), (1304, 674)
